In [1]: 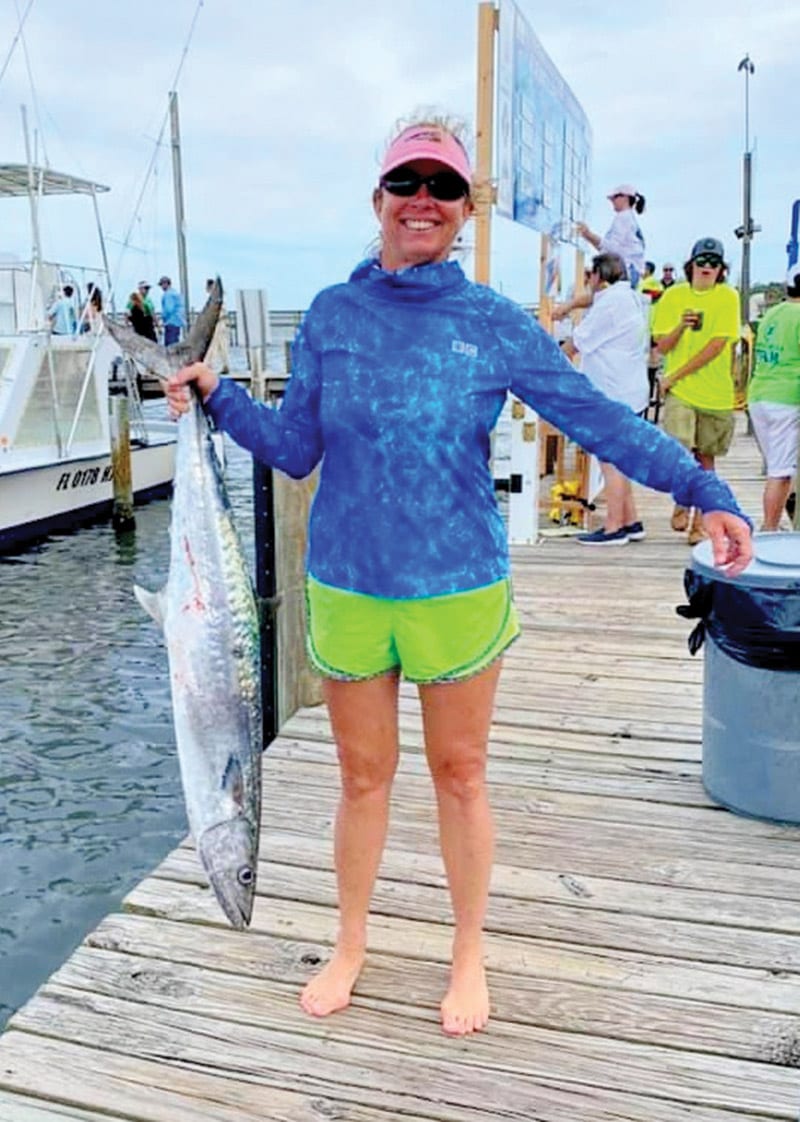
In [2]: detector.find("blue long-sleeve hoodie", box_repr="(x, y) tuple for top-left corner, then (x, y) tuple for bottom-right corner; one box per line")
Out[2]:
(207, 258), (745, 598)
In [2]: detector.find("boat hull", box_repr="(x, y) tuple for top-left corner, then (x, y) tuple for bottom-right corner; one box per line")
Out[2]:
(0, 439), (175, 552)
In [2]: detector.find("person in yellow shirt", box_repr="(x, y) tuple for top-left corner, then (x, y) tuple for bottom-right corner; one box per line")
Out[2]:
(638, 260), (663, 303)
(651, 237), (741, 544)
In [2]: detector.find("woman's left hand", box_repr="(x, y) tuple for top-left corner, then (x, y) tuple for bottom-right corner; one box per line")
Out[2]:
(702, 512), (753, 576)
(165, 361), (219, 417)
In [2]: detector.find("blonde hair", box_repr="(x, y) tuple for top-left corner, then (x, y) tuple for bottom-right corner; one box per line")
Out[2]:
(383, 109), (491, 207)
(383, 108), (472, 164)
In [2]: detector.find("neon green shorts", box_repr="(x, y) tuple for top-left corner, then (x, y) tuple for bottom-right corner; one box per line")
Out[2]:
(305, 576), (520, 683)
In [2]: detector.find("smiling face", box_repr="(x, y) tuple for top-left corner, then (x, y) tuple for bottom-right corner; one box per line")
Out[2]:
(374, 159), (473, 272)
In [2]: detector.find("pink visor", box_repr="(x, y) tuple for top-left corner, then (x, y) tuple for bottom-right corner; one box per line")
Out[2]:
(380, 126), (472, 184)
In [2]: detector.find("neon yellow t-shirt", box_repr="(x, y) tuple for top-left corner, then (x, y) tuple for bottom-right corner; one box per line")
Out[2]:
(651, 281), (741, 411)
(748, 301), (800, 406)
(639, 276), (663, 301)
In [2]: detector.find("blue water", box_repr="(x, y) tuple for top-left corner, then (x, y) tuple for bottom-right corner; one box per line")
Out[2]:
(0, 432), (256, 1031)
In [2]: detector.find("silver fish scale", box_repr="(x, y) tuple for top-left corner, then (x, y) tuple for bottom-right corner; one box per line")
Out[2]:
(162, 395), (262, 925)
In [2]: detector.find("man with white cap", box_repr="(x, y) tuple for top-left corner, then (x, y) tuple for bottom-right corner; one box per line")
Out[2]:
(747, 263), (800, 529)
(138, 281), (155, 318)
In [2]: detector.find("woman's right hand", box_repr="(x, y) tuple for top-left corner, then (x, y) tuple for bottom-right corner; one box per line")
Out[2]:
(165, 362), (219, 417)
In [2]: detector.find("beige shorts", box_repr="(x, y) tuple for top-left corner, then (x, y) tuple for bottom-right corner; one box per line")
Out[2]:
(662, 394), (735, 457)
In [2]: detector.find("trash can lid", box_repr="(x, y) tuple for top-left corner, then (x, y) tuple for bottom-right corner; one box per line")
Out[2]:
(692, 532), (800, 587)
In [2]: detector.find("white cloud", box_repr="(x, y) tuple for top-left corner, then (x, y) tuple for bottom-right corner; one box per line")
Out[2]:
(0, 0), (797, 310)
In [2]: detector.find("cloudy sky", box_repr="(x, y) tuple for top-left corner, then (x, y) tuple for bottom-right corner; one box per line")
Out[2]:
(0, 0), (797, 314)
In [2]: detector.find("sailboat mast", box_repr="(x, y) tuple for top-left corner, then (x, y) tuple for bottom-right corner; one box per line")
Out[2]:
(21, 104), (44, 328)
(169, 90), (190, 310)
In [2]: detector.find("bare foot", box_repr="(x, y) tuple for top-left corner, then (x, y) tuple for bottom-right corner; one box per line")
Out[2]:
(300, 944), (365, 1017)
(440, 948), (490, 1036)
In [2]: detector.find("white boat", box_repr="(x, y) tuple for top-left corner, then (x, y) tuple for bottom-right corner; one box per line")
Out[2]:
(0, 163), (177, 553)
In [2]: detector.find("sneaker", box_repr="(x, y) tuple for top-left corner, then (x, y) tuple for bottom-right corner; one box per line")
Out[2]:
(577, 527), (629, 546)
(688, 524), (707, 546)
(623, 521), (646, 541)
(671, 505), (690, 532)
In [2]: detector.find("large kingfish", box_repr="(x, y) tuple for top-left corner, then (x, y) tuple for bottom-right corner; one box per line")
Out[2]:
(106, 281), (262, 928)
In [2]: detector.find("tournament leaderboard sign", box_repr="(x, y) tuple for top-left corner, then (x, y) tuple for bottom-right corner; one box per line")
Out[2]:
(495, 0), (591, 239)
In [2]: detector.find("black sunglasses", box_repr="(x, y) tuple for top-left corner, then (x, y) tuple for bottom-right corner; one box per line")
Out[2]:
(694, 254), (722, 268)
(380, 167), (469, 202)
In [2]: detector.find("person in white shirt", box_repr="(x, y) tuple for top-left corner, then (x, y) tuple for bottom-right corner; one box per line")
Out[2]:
(577, 183), (646, 287)
(562, 252), (651, 545)
(552, 185), (646, 325)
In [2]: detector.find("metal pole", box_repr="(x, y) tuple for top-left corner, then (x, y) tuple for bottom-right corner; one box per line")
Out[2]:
(251, 356), (279, 748)
(169, 91), (191, 312)
(21, 104), (44, 329)
(90, 185), (115, 314)
(741, 151), (752, 322)
(20, 105), (42, 271)
(736, 55), (756, 325)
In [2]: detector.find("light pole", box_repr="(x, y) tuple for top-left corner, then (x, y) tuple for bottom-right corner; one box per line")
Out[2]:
(735, 55), (759, 324)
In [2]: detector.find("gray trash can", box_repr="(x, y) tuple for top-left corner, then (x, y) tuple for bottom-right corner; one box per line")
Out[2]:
(683, 532), (800, 823)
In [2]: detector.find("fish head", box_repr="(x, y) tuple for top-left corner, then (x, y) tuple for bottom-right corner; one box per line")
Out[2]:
(197, 817), (258, 929)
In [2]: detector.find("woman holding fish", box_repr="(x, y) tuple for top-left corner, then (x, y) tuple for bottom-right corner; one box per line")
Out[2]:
(166, 115), (752, 1037)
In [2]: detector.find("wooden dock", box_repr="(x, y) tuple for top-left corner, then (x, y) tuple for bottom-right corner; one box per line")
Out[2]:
(3, 418), (800, 1121)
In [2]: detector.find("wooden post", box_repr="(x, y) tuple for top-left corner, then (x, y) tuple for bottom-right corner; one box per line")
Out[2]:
(251, 370), (322, 743)
(536, 231), (559, 482)
(574, 247), (586, 304)
(274, 470), (323, 723)
(249, 343), (266, 402)
(109, 381), (135, 532)
(474, 2), (497, 286)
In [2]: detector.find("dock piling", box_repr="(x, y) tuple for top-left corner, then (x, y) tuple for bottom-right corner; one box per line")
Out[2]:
(109, 380), (135, 532)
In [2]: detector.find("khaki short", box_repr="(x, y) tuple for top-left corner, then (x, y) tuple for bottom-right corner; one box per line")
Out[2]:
(662, 394), (735, 457)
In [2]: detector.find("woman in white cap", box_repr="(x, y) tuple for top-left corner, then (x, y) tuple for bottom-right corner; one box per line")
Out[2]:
(554, 185), (646, 321)
(165, 114), (751, 1037)
(577, 184), (646, 288)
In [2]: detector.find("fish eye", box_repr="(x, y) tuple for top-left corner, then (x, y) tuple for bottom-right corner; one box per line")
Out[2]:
(237, 865), (254, 887)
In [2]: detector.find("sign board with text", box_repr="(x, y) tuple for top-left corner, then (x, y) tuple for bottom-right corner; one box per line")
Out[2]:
(495, 0), (591, 241)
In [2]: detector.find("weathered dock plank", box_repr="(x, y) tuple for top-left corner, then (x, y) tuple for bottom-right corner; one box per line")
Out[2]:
(2, 417), (799, 1120)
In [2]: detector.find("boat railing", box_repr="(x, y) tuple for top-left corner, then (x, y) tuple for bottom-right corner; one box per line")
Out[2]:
(0, 259), (109, 334)
(108, 354), (152, 445)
